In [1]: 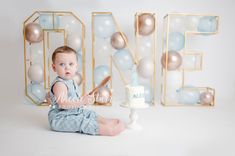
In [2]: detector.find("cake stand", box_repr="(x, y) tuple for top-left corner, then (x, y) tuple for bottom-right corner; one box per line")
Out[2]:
(120, 102), (149, 130)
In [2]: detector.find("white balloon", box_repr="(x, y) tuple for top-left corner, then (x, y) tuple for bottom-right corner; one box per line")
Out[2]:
(169, 16), (185, 33)
(95, 38), (112, 56)
(60, 16), (81, 35)
(30, 43), (43, 64)
(166, 71), (182, 90)
(94, 15), (115, 39)
(67, 34), (82, 51)
(137, 58), (154, 78)
(28, 64), (44, 83)
(185, 16), (199, 31)
(182, 55), (197, 69)
(73, 72), (83, 86)
(138, 37), (152, 58)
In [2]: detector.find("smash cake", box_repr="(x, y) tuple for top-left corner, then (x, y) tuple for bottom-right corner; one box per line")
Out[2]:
(123, 65), (147, 108)
(125, 84), (146, 107)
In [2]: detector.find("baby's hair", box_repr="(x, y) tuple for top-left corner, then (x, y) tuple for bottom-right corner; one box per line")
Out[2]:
(52, 46), (77, 63)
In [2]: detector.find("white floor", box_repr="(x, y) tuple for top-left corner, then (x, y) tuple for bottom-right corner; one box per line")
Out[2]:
(0, 98), (235, 156)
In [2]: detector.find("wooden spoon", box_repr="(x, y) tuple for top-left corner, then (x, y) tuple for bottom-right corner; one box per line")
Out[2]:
(88, 76), (111, 95)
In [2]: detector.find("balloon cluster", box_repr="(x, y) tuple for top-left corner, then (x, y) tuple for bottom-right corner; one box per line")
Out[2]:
(94, 65), (112, 104)
(135, 13), (155, 104)
(24, 21), (45, 104)
(25, 13), (85, 104)
(164, 86), (214, 105)
(162, 15), (218, 105)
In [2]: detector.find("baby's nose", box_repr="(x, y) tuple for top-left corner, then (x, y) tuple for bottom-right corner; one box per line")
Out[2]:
(65, 64), (70, 69)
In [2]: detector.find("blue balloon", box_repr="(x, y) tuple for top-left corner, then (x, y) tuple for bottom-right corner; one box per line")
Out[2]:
(177, 86), (200, 104)
(198, 16), (217, 32)
(94, 14), (115, 39)
(76, 52), (83, 72)
(168, 32), (185, 51)
(39, 14), (60, 29)
(94, 65), (110, 85)
(113, 49), (134, 71)
(143, 84), (153, 104)
(28, 83), (46, 104)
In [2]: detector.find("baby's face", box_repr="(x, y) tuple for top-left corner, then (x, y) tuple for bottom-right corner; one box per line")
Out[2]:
(52, 52), (78, 80)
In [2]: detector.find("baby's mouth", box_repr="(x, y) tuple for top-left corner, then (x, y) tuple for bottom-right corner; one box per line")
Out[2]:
(65, 72), (70, 75)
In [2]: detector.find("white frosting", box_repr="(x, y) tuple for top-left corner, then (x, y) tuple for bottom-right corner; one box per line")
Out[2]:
(125, 85), (145, 107)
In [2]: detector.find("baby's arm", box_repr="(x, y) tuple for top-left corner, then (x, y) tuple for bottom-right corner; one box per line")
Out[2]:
(53, 82), (94, 109)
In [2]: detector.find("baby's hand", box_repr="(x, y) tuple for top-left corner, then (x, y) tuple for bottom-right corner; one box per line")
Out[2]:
(81, 94), (95, 106)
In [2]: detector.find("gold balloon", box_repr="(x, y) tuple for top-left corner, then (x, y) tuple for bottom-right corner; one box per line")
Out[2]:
(95, 87), (112, 104)
(200, 92), (214, 105)
(137, 13), (155, 36)
(111, 32), (126, 50)
(24, 23), (43, 43)
(73, 72), (83, 86)
(161, 51), (182, 70)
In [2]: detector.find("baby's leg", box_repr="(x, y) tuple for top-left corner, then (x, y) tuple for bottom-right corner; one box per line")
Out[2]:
(97, 116), (119, 125)
(98, 119), (125, 136)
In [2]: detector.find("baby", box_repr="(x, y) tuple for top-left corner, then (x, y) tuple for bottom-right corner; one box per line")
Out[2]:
(48, 46), (125, 136)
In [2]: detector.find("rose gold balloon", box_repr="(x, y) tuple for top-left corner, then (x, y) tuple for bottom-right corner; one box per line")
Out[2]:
(73, 72), (83, 86)
(111, 32), (126, 50)
(137, 13), (155, 36)
(24, 23), (43, 43)
(200, 92), (214, 105)
(161, 51), (182, 70)
(95, 87), (112, 104)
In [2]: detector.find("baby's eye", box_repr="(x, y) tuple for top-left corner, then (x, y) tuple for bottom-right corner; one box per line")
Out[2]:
(69, 63), (74, 66)
(59, 63), (65, 67)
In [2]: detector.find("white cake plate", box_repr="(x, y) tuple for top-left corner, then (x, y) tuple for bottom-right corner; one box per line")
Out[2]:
(120, 102), (149, 130)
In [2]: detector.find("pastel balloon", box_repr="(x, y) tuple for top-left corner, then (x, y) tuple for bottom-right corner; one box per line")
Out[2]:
(200, 92), (214, 105)
(60, 16), (81, 35)
(182, 55), (197, 69)
(185, 16), (199, 31)
(168, 32), (185, 51)
(76, 52), (83, 72)
(73, 72), (83, 86)
(94, 65), (110, 85)
(68, 34), (82, 51)
(28, 64), (44, 83)
(165, 89), (178, 102)
(137, 58), (154, 78)
(39, 14), (60, 29)
(143, 85), (153, 104)
(94, 14), (115, 39)
(30, 43), (43, 64)
(130, 65), (139, 86)
(24, 23), (43, 43)
(166, 71), (182, 90)
(161, 51), (182, 70)
(95, 87), (112, 104)
(177, 86), (200, 104)
(111, 32), (126, 50)
(169, 16), (185, 32)
(138, 13), (155, 36)
(29, 83), (46, 103)
(138, 37), (152, 58)
(113, 49), (134, 71)
(198, 16), (217, 32)
(95, 38), (112, 56)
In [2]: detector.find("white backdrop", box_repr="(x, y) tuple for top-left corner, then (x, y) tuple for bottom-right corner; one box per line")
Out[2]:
(0, 0), (234, 104)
